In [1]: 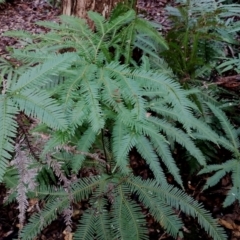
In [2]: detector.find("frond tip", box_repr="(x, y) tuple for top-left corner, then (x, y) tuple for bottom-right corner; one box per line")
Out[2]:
(125, 176), (227, 240)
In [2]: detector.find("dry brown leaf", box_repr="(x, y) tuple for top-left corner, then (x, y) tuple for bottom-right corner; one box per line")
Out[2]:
(218, 218), (240, 232)
(63, 230), (73, 240)
(27, 198), (39, 212)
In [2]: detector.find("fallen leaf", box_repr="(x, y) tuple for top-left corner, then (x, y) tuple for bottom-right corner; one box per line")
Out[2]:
(63, 230), (73, 240)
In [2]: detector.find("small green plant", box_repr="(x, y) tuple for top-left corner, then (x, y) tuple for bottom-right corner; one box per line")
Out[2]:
(155, 0), (240, 163)
(0, 6), (228, 240)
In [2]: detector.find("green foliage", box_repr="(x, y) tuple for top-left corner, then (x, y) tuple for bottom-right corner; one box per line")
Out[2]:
(18, 175), (227, 240)
(0, 53), (76, 182)
(199, 102), (240, 207)
(155, 0), (240, 175)
(162, 0), (240, 80)
(160, 1), (240, 210)
(0, 5), (231, 240)
(216, 54), (240, 74)
(0, 97), (18, 181)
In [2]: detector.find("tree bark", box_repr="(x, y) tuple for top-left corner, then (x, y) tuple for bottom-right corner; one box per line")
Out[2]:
(62, 0), (124, 19)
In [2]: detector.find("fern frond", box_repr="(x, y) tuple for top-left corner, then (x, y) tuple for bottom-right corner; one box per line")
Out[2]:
(48, 15), (99, 61)
(11, 49), (58, 64)
(190, 117), (219, 145)
(111, 184), (148, 240)
(114, 133), (136, 174)
(20, 198), (70, 240)
(60, 65), (89, 107)
(135, 135), (167, 185)
(134, 34), (160, 59)
(71, 128), (97, 171)
(207, 102), (239, 150)
(165, 188), (226, 240)
(199, 159), (240, 207)
(125, 177), (183, 238)
(3, 30), (34, 43)
(126, 176), (227, 240)
(75, 210), (96, 240)
(88, 11), (107, 35)
(104, 62), (146, 120)
(134, 17), (168, 50)
(204, 169), (228, 191)
(100, 68), (122, 111)
(71, 176), (103, 202)
(13, 89), (67, 130)
(71, 100), (88, 126)
(120, 23), (136, 64)
(0, 97), (18, 182)
(149, 103), (182, 122)
(112, 120), (136, 174)
(92, 198), (112, 240)
(133, 69), (194, 130)
(41, 130), (71, 155)
(149, 117), (207, 166)
(106, 9), (135, 34)
(224, 186), (240, 207)
(3, 167), (19, 189)
(198, 159), (236, 175)
(217, 136), (236, 153)
(0, 57), (18, 86)
(33, 185), (67, 200)
(81, 77), (105, 132)
(231, 161), (240, 197)
(150, 134), (183, 187)
(10, 53), (78, 92)
(137, 121), (167, 142)
(73, 177), (109, 240)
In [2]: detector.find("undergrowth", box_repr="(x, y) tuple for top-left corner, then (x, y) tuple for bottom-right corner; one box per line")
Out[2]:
(0, 1), (240, 239)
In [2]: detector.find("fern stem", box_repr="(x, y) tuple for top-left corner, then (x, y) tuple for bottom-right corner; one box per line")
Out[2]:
(112, 164), (118, 174)
(101, 129), (110, 174)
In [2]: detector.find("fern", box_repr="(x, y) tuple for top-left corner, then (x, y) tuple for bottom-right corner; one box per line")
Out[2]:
(216, 54), (240, 74)
(10, 53), (78, 92)
(16, 174), (226, 240)
(19, 198), (70, 239)
(199, 103), (240, 207)
(0, 5), (228, 240)
(0, 53), (77, 168)
(126, 176), (227, 240)
(163, 0), (239, 79)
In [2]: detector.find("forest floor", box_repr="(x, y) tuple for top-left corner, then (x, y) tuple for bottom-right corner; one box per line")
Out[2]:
(0, 0), (240, 239)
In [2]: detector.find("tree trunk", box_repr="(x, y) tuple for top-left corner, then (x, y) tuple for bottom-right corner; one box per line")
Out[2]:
(62, 0), (124, 19)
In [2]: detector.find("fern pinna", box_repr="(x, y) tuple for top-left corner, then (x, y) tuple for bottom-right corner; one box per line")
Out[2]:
(1, 7), (227, 240)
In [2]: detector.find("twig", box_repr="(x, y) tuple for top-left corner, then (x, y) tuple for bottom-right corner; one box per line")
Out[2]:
(60, 144), (110, 169)
(101, 129), (110, 174)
